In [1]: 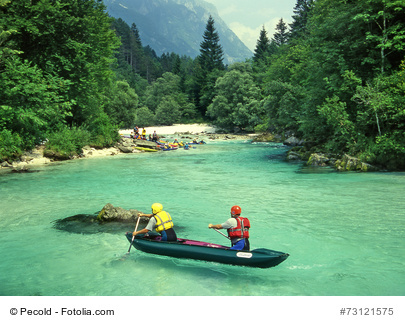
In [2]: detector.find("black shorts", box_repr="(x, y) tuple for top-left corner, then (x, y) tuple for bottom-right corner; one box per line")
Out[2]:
(161, 228), (177, 242)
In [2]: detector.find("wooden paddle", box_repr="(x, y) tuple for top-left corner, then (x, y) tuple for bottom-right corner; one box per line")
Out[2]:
(212, 228), (230, 240)
(127, 214), (141, 254)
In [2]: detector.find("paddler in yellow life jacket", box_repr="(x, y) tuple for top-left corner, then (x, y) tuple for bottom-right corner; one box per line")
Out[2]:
(132, 203), (177, 241)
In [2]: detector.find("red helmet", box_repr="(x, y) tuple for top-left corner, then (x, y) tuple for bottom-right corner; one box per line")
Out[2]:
(231, 205), (241, 216)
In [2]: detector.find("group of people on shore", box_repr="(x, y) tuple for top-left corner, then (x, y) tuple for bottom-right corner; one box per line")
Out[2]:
(132, 203), (250, 251)
(131, 126), (159, 142)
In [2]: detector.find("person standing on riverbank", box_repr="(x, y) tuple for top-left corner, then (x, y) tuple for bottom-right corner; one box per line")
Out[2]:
(133, 203), (177, 241)
(208, 205), (250, 250)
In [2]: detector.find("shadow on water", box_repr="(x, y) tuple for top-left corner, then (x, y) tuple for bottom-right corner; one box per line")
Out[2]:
(0, 168), (41, 177)
(53, 214), (187, 235)
(11, 169), (41, 174)
(192, 159), (207, 164)
(107, 251), (285, 287)
(297, 166), (336, 174)
(52, 214), (132, 234)
(265, 154), (292, 162)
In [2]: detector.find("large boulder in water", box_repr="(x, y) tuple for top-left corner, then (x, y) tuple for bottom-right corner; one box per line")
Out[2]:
(54, 203), (187, 234)
(53, 204), (148, 235)
(97, 203), (147, 223)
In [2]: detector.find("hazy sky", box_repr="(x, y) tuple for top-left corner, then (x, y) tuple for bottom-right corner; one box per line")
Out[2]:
(204, 0), (297, 51)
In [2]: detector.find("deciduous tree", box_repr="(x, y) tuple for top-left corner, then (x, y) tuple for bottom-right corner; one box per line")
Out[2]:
(207, 63), (261, 131)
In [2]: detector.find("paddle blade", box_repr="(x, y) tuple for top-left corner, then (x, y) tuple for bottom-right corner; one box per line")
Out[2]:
(127, 235), (135, 253)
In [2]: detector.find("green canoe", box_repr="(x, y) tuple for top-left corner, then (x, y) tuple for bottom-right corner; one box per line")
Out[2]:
(126, 233), (289, 268)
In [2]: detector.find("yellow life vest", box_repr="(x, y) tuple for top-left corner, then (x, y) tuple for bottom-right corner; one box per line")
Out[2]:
(154, 211), (174, 232)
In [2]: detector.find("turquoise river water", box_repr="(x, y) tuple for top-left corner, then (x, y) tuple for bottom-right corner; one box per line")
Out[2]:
(0, 139), (404, 297)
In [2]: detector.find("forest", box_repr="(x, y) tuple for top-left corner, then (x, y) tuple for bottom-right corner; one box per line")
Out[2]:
(1, 0), (404, 170)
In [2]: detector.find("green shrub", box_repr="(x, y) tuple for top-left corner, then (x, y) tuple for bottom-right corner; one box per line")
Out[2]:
(358, 132), (405, 170)
(44, 126), (90, 160)
(86, 112), (120, 148)
(0, 129), (23, 162)
(254, 122), (269, 133)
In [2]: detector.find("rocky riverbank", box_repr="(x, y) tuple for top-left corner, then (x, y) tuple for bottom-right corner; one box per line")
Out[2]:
(0, 144), (122, 173)
(1, 126), (380, 174)
(252, 133), (380, 172)
(0, 124), (256, 174)
(286, 147), (379, 172)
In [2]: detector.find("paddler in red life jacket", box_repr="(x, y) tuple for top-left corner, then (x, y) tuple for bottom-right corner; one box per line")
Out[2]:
(208, 205), (250, 251)
(133, 203), (177, 242)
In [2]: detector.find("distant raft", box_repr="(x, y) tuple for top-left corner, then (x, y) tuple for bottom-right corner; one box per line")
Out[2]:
(188, 140), (206, 145)
(134, 147), (158, 152)
(126, 233), (289, 268)
(161, 146), (178, 151)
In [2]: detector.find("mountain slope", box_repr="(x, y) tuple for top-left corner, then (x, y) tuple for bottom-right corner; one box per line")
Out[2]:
(103, 0), (253, 63)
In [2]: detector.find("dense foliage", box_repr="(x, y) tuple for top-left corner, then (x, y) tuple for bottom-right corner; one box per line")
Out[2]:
(1, 0), (404, 170)
(0, 0), (120, 159)
(250, 0), (405, 170)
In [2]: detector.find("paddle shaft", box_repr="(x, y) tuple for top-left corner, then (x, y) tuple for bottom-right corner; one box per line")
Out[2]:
(127, 215), (141, 253)
(213, 228), (230, 239)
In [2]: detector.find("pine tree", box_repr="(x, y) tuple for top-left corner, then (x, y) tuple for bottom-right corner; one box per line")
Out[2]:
(253, 26), (270, 63)
(131, 23), (142, 48)
(272, 18), (289, 47)
(198, 15), (224, 72)
(173, 55), (181, 75)
(129, 23), (144, 73)
(194, 15), (225, 115)
(289, 0), (314, 40)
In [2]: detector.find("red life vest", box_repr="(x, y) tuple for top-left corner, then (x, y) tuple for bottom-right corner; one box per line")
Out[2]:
(227, 217), (250, 240)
